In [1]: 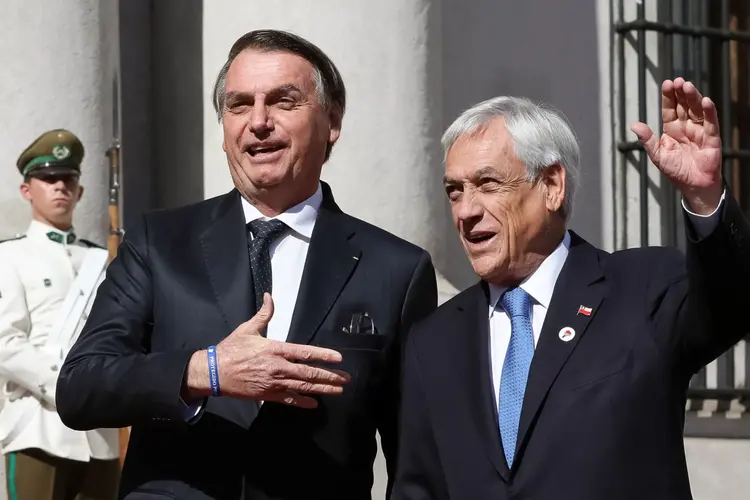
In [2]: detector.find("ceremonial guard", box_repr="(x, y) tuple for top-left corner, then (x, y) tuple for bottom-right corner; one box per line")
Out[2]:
(0, 130), (120, 499)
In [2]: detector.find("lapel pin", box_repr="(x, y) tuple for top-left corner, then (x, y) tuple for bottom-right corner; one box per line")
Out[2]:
(558, 327), (576, 342)
(577, 305), (593, 316)
(352, 255), (359, 261)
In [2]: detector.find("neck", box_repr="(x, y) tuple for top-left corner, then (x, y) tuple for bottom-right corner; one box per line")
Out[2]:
(490, 223), (567, 287)
(33, 214), (73, 232)
(239, 183), (319, 217)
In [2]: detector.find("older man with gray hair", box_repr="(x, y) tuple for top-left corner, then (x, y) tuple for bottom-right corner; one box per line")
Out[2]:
(392, 78), (750, 500)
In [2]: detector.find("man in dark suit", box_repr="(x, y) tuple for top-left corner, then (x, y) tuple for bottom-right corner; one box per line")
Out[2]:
(55, 30), (437, 500)
(392, 78), (750, 500)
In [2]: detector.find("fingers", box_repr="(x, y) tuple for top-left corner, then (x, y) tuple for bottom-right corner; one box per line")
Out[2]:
(701, 96), (721, 139)
(661, 79), (678, 123)
(284, 362), (351, 385)
(666, 77), (708, 124)
(242, 293), (275, 335)
(673, 78), (689, 121)
(276, 342), (343, 364)
(681, 80), (705, 122)
(281, 379), (346, 396)
(630, 121), (659, 159)
(264, 391), (319, 409)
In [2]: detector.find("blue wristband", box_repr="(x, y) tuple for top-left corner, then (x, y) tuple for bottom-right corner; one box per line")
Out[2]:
(207, 346), (221, 397)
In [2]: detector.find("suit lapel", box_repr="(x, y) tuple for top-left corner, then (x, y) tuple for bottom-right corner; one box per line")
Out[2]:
(456, 283), (510, 481)
(199, 190), (254, 335)
(286, 183), (360, 346)
(514, 232), (606, 464)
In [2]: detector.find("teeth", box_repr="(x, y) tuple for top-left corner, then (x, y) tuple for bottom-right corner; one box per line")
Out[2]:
(252, 145), (281, 154)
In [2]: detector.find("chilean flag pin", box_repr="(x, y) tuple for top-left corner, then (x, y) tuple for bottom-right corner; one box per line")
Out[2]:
(577, 305), (593, 316)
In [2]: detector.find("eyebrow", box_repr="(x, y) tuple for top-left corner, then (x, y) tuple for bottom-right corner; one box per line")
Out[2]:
(224, 84), (304, 104)
(443, 166), (501, 185)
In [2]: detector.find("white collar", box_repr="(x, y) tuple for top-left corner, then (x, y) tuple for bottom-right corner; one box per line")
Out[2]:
(488, 230), (571, 316)
(27, 219), (76, 244)
(240, 183), (323, 239)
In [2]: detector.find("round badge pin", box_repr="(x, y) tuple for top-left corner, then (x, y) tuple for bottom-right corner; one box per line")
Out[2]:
(558, 327), (576, 342)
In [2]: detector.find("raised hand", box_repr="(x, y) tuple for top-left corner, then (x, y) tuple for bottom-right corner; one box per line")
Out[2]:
(184, 293), (350, 408)
(631, 77), (723, 215)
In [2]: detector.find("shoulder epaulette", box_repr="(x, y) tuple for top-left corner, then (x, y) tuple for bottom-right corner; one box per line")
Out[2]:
(0, 234), (26, 244)
(79, 238), (104, 249)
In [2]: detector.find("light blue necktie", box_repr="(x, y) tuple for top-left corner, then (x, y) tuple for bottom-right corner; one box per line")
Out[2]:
(498, 287), (534, 468)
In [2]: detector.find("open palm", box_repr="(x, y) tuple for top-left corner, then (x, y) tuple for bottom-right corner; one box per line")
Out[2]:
(631, 78), (723, 201)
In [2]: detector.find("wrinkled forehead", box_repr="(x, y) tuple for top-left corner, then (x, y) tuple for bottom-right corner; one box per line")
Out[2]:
(225, 49), (318, 95)
(443, 118), (524, 181)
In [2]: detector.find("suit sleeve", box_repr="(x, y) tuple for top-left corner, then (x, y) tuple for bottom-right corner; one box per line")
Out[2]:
(661, 190), (750, 373)
(377, 250), (437, 498)
(56, 216), (197, 430)
(0, 255), (61, 407)
(390, 330), (450, 500)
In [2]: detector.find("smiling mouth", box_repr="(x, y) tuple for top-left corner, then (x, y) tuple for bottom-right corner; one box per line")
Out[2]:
(464, 232), (496, 245)
(247, 143), (286, 156)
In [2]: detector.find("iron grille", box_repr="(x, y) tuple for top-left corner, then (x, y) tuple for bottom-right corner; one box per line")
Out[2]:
(614, 0), (750, 438)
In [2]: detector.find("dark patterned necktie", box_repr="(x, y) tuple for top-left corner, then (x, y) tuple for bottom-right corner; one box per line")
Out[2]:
(246, 219), (288, 325)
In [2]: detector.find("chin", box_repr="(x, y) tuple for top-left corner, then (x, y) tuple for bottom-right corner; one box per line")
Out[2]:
(243, 165), (288, 189)
(470, 257), (508, 283)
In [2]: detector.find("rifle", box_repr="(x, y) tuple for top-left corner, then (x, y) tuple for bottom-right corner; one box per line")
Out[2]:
(106, 75), (129, 468)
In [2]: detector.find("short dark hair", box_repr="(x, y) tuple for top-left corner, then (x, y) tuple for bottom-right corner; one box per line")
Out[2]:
(212, 29), (346, 121)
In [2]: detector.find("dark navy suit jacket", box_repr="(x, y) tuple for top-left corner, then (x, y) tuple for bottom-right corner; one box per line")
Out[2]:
(57, 183), (437, 500)
(393, 192), (750, 500)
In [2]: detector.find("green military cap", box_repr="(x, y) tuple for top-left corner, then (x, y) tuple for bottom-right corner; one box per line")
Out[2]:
(16, 129), (84, 178)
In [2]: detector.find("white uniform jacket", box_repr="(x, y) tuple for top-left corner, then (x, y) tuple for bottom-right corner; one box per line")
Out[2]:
(0, 220), (119, 462)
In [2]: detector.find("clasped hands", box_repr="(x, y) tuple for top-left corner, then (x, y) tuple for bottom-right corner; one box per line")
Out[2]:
(183, 293), (350, 409)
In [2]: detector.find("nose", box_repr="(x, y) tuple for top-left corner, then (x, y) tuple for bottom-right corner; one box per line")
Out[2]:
(248, 99), (273, 135)
(455, 191), (484, 223)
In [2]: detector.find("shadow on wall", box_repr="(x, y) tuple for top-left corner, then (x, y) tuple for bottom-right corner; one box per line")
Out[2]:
(119, 0), (204, 229)
(435, 0), (603, 292)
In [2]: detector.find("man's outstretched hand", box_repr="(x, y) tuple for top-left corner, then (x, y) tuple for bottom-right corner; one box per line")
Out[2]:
(183, 293), (350, 409)
(631, 77), (723, 215)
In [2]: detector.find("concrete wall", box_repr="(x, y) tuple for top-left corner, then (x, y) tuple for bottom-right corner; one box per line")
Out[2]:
(0, 0), (116, 243)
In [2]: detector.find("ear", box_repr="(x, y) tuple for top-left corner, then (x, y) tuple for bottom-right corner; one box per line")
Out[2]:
(19, 182), (32, 202)
(77, 185), (84, 201)
(541, 163), (566, 213)
(328, 105), (343, 144)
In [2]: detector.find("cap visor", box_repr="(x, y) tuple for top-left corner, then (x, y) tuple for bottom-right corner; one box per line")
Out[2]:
(28, 166), (81, 178)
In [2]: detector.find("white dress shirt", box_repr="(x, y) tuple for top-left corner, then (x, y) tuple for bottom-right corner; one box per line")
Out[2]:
(241, 183), (323, 342)
(487, 192), (726, 412)
(488, 231), (570, 412)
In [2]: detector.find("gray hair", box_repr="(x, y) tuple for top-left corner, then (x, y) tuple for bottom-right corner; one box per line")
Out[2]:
(441, 96), (580, 220)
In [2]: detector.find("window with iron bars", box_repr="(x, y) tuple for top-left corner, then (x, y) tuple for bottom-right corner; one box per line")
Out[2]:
(614, 0), (750, 438)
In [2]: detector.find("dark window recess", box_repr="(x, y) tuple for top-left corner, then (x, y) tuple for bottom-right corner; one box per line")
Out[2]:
(614, 0), (750, 438)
